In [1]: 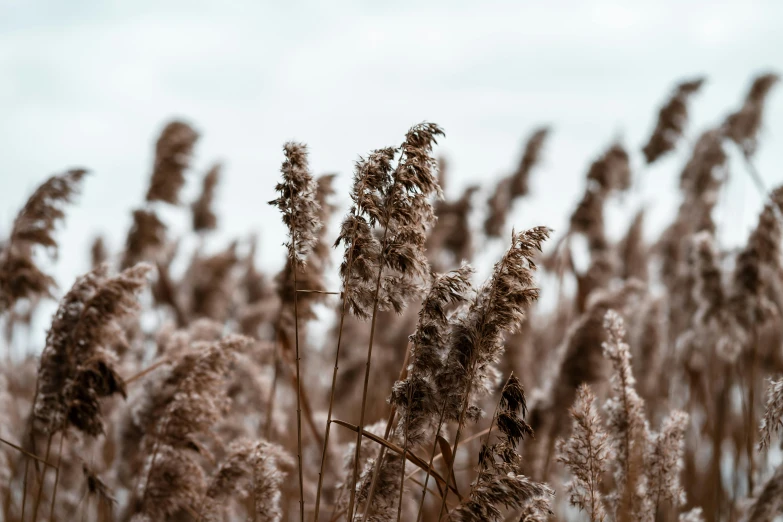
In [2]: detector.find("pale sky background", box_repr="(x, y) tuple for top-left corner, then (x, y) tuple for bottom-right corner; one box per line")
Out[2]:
(1, 1), (782, 349)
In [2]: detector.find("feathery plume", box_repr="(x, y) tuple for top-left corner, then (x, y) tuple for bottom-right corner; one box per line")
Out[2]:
(200, 440), (255, 520)
(724, 72), (779, 157)
(644, 410), (689, 515)
(439, 227), (550, 426)
(570, 187), (607, 252)
(746, 463), (783, 522)
(483, 128), (549, 238)
(642, 77), (705, 164)
(199, 438), (290, 522)
(679, 128), (727, 198)
(269, 142), (321, 266)
(602, 309), (647, 519)
(155, 335), (248, 451)
(136, 335), (249, 518)
(429, 185), (479, 268)
(191, 163), (220, 232)
(436, 227), (549, 520)
(346, 122), (445, 519)
(145, 120), (199, 204)
(451, 374), (553, 522)
(137, 444), (206, 520)
(121, 209), (167, 269)
(252, 440), (294, 522)
(729, 185), (783, 337)
(34, 263), (151, 436)
(314, 147), (396, 521)
(484, 177), (513, 239)
(390, 265), (474, 448)
(586, 144), (631, 195)
(82, 462), (116, 512)
(617, 210), (648, 281)
(759, 378), (783, 450)
(509, 127), (549, 199)
(556, 384), (610, 522)
(0, 169), (87, 312)
(184, 242), (239, 322)
(90, 236), (108, 269)
(268, 141), (322, 521)
(530, 281), (644, 416)
(274, 173), (336, 339)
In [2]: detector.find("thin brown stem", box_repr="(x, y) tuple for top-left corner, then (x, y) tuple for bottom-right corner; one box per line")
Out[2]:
(30, 431), (53, 522)
(278, 334), (324, 448)
(264, 333), (281, 439)
(360, 342), (411, 521)
(416, 400), (448, 522)
(140, 413), (170, 508)
(0, 436), (57, 468)
(471, 376), (506, 499)
(396, 394), (411, 522)
(331, 419), (460, 498)
(746, 328), (758, 494)
(741, 150), (783, 226)
(313, 296), (349, 522)
(437, 396), (469, 521)
(316, 163), (371, 522)
(21, 458), (30, 521)
(437, 243), (513, 521)
(47, 432), (65, 522)
(347, 224), (390, 520)
(124, 358), (168, 385)
(407, 426), (491, 483)
(292, 255), (305, 522)
(296, 289), (342, 295)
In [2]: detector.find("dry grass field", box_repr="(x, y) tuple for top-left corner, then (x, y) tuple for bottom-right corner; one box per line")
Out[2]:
(0, 72), (781, 522)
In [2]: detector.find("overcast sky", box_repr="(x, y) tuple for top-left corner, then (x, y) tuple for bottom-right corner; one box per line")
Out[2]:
(1, 1), (782, 342)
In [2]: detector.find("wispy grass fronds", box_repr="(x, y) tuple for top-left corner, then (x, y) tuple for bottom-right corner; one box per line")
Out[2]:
(439, 227), (549, 427)
(724, 72), (779, 157)
(644, 410), (689, 516)
(347, 122), (444, 520)
(34, 263), (151, 437)
(643, 77), (705, 164)
(601, 309), (647, 519)
(556, 384), (610, 522)
(199, 439), (256, 521)
(122, 209), (168, 269)
(191, 163), (221, 232)
(759, 378), (783, 451)
(269, 142), (322, 266)
(137, 334), (249, 518)
(586, 144), (631, 195)
(268, 141), (322, 521)
(252, 440), (293, 522)
(451, 374), (553, 522)
(484, 128), (549, 238)
(729, 185), (783, 339)
(0, 169), (87, 313)
(146, 120), (199, 204)
(391, 265), (474, 448)
(436, 227), (549, 519)
(746, 463), (783, 522)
